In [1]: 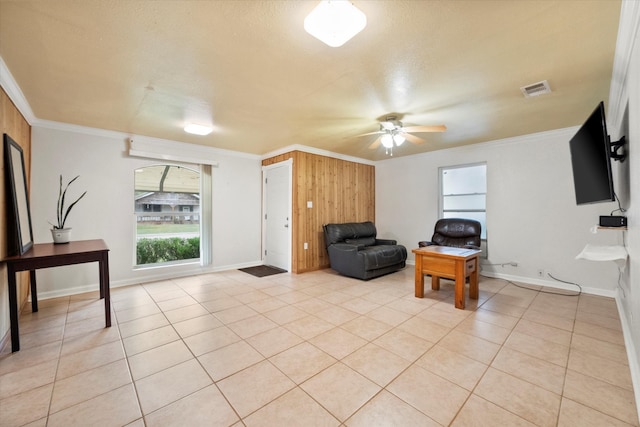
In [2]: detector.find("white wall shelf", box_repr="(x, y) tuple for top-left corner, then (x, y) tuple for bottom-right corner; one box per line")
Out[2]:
(576, 244), (628, 261)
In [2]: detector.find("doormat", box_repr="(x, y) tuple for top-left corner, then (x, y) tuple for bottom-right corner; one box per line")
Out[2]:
(239, 265), (287, 278)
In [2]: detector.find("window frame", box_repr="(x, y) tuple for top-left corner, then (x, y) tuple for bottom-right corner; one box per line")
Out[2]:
(133, 162), (211, 269)
(438, 162), (487, 251)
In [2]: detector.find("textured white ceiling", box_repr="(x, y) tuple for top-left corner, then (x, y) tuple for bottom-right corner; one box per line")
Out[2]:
(0, 0), (621, 160)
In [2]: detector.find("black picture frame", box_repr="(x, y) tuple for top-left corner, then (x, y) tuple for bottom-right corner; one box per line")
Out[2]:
(4, 133), (34, 255)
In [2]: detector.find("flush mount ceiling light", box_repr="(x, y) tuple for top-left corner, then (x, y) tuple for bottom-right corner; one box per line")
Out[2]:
(184, 123), (213, 135)
(304, 0), (367, 47)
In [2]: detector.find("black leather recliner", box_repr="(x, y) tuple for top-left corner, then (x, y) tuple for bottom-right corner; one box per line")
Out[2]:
(418, 218), (481, 249)
(323, 221), (407, 280)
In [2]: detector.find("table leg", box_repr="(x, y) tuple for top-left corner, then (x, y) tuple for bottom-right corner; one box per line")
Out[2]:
(29, 270), (38, 312)
(7, 265), (20, 352)
(99, 264), (105, 300)
(100, 253), (111, 328)
(414, 254), (425, 298)
(431, 275), (440, 290)
(454, 260), (466, 309)
(469, 257), (479, 300)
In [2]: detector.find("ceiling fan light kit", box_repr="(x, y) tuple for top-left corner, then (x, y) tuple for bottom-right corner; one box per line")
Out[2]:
(380, 134), (393, 148)
(356, 115), (447, 156)
(380, 132), (406, 156)
(393, 134), (405, 145)
(304, 0), (367, 47)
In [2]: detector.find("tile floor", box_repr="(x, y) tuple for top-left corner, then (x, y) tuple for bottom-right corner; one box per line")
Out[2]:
(1, 267), (638, 426)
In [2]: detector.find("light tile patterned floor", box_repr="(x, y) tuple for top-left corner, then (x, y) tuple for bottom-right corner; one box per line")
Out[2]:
(1, 268), (638, 426)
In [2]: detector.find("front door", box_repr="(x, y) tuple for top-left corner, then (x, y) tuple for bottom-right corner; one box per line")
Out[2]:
(264, 162), (291, 271)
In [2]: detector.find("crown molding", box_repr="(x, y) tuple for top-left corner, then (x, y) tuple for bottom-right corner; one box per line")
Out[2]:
(34, 118), (130, 140)
(4, 1), (635, 165)
(1, 57), (573, 169)
(380, 126), (579, 164)
(2, 53), (371, 166)
(0, 56), (36, 123)
(261, 144), (375, 166)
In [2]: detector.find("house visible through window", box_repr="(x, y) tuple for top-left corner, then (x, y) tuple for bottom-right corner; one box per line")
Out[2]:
(134, 164), (201, 266)
(440, 163), (487, 253)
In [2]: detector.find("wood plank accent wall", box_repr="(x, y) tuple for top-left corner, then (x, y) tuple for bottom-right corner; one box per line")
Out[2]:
(1, 87), (31, 347)
(262, 151), (375, 273)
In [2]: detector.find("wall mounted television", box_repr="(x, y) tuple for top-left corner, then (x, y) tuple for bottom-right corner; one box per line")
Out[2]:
(569, 101), (625, 205)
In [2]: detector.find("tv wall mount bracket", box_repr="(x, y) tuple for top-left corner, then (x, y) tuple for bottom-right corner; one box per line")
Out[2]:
(611, 136), (627, 162)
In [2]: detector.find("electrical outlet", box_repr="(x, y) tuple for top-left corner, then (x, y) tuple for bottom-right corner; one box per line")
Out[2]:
(537, 269), (545, 277)
(304, 242), (308, 250)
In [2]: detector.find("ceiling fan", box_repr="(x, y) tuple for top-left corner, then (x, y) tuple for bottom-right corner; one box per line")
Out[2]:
(359, 115), (446, 156)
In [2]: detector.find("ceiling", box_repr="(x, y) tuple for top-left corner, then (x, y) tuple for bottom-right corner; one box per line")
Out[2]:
(0, 0), (622, 161)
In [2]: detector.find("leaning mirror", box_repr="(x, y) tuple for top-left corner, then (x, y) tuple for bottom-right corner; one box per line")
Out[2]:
(4, 133), (34, 255)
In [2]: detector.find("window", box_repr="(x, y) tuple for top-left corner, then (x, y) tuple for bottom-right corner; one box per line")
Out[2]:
(134, 164), (201, 267)
(440, 163), (487, 241)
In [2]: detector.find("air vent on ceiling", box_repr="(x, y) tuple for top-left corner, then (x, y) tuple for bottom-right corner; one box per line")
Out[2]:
(520, 80), (551, 98)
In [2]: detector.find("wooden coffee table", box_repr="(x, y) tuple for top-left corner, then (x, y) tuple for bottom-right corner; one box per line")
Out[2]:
(412, 246), (482, 309)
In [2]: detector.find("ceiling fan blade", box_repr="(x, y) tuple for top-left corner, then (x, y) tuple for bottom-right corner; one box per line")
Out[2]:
(355, 130), (382, 137)
(368, 136), (382, 149)
(402, 133), (426, 145)
(403, 125), (447, 133)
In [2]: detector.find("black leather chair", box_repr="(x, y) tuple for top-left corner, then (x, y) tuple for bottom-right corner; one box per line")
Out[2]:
(418, 218), (481, 249)
(323, 221), (407, 280)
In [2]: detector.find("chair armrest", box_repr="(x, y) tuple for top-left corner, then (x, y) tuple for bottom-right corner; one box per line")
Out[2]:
(462, 244), (481, 250)
(375, 238), (397, 245)
(330, 243), (361, 252)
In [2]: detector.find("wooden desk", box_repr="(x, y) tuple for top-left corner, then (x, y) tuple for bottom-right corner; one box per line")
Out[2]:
(2, 239), (110, 352)
(412, 246), (482, 309)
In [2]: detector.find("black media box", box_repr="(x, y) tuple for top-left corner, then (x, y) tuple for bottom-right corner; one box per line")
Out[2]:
(599, 215), (627, 227)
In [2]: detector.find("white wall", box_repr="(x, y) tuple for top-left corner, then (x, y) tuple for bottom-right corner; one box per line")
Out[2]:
(613, 0), (640, 414)
(377, 3), (640, 414)
(30, 125), (263, 298)
(375, 127), (623, 295)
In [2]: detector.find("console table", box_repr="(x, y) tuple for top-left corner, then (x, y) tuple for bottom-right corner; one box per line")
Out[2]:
(412, 246), (482, 309)
(2, 239), (110, 352)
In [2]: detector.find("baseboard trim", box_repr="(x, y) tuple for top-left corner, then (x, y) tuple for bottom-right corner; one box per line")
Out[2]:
(405, 259), (616, 298)
(478, 271), (616, 298)
(615, 293), (640, 424)
(0, 296), (29, 353)
(0, 329), (10, 353)
(31, 261), (264, 301)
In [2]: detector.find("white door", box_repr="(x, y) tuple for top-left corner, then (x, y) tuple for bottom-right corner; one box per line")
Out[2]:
(264, 162), (291, 271)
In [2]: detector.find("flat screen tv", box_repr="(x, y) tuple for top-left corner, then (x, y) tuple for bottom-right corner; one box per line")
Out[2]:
(569, 101), (615, 205)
